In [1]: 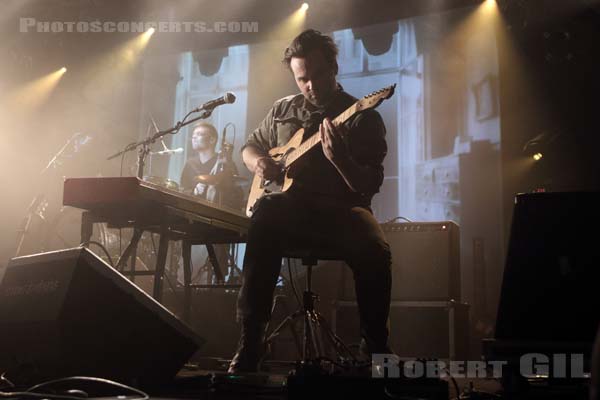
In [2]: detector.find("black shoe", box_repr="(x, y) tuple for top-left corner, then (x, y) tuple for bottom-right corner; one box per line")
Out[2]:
(358, 336), (395, 359)
(359, 337), (400, 377)
(227, 321), (267, 374)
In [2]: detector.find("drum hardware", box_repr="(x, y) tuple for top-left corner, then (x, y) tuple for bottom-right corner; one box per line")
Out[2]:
(195, 173), (247, 186)
(143, 175), (180, 191)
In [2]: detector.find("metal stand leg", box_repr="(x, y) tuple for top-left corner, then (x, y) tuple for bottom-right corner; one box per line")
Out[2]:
(80, 211), (94, 248)
(264, 262), (357, 371)
(226, 244), (242, 284)
(205, 244), (224, 283)
(153, 225), (170, 302)
(115, 228), (144, 272)
(182, 240), (192, 324)
(129, 240), (138, 282)
(264, 296), (303, 358)
(15, 194), (46, 257)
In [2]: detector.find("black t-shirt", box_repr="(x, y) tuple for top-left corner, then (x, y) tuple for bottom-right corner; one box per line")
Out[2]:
(180, 153), (244, 210)
(179, 154), (217, 195)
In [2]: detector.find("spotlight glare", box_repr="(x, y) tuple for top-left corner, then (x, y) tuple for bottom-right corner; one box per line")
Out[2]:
(482, 0), (497, 13)
(301, 2), (309, 11)
(59, 67), (67, 74)
(533, 152), (543, 161)
(146, 27), (155, 36)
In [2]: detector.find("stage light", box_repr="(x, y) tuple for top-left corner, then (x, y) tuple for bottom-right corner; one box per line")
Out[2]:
(262, 1), (307, 43)
(111, 28), (155, 69)
(79, 27), (155, 103)
(138, 27), (155, 49)
(523, 132), (558, 163)
(482, 0), (497, 12)
(2, 66), (67, 111)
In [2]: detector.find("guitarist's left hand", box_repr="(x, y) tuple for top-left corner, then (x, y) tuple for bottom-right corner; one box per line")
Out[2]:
(320, 117), (350, 165)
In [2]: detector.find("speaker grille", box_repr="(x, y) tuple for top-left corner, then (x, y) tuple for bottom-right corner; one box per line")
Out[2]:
(384, 221), (460, 301)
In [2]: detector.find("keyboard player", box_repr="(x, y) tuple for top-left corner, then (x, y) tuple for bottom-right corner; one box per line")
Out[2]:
(179, 122), (244, 284)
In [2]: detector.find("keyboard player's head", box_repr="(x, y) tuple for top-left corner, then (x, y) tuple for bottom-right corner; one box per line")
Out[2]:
(191, 122), (218, 155)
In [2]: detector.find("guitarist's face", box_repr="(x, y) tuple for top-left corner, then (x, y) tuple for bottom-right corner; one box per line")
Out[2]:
(290, 49), (337, 107)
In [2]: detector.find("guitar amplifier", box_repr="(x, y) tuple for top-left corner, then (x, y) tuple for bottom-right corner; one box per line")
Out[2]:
(328, 221), (460, 301)
(332, 300), (469, 360)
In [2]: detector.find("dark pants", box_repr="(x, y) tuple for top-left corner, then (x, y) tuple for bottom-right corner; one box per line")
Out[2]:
(237, 190), (392, 351)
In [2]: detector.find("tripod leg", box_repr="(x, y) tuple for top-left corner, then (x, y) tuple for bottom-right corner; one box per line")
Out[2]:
(314, 312), (357, 361)
(264, 295), (303, 358)
(304, 309), (325, 361)
(284, 301), (303, 357)
(264, 309), (304, 357)
(303, 310), (311, 360)
(308, 310), (325, 358)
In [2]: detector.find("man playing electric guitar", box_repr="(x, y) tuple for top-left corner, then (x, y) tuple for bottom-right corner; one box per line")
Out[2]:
(229, 29), (393, 373)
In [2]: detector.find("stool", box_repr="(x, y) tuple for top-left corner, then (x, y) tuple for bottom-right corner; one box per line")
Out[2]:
(264, 250), (357, 371)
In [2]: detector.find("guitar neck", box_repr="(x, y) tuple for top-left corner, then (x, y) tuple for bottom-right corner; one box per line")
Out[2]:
(285, 102), (359, 167)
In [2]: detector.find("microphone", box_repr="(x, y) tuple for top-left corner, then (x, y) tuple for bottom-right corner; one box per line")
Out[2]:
(192, 92), (236, 112)
(151, 147), (184, 155)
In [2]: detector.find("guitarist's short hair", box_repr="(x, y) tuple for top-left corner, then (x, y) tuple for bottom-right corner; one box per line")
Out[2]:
(282, 29), (338, 74)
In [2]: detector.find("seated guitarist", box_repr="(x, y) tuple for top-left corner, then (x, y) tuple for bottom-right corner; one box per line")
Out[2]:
(229, 29), (393, 373)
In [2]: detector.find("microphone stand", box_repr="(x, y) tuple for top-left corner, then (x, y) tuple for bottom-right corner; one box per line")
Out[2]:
(107, 109), (213, 179)
(41, 133), (79, 175)
(15, 132), (83, 257)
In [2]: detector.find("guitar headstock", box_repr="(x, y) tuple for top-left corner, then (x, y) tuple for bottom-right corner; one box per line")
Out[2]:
(356, 84), (396, 111)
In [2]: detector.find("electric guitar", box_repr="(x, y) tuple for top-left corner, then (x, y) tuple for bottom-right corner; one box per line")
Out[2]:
(245, 84), (396, 217)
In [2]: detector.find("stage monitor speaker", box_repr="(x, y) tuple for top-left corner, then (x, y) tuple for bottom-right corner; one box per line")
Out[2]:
(494, 192), (600, 343)
(0, 247), (204, 385)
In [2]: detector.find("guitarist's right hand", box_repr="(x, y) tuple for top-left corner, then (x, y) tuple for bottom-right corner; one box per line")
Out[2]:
(255, 156), (283, 181)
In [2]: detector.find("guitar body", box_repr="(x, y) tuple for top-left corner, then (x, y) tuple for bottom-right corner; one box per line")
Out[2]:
(245, 128), (303, 217)
(244, 84), (396, 217)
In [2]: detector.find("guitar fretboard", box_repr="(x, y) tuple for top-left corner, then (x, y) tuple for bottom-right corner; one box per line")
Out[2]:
(284, 102), (359, 167)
